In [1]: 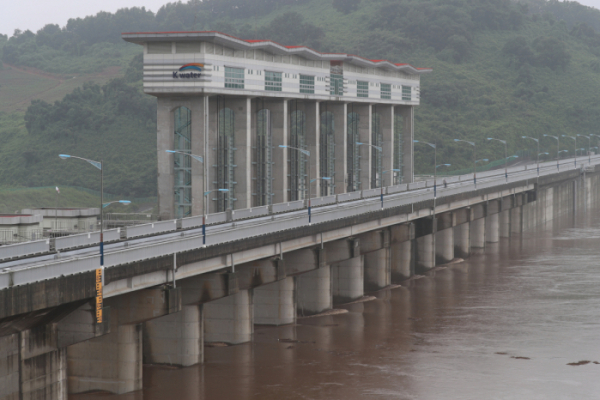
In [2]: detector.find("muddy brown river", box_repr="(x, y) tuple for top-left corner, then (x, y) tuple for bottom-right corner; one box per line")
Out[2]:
(72, 208), (600, 399)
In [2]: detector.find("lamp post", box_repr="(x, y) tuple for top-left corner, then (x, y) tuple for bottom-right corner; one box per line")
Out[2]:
(381, 169), (401, 209)
(453, 139), (477, 187)
(59, 154), (104, 263)
(103, 200), (131, 208)
(522, 136), (540, 176)
(577, 134), (591, 163)
(487, 138), (508, 181)
(279, 145), (312, 223)
(562, 135), (577, 167)
(203, 189), (228, 245)
(543, 134), (560, 170)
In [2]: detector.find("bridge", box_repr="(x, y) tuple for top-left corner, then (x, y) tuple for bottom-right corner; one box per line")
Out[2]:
(1, 155), (599, 399)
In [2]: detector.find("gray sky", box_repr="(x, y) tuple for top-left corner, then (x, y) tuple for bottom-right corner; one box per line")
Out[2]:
(3, 0), (600, 37)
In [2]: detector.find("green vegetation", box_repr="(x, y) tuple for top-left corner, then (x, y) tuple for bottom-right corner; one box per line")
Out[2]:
(2, 0), (600, 202)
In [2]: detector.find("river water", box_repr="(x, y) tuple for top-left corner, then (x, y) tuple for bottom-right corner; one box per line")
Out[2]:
(73, 208), (600, 400)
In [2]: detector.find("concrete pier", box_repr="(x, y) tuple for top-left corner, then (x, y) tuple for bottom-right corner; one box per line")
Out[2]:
(364, 248), (391, 292)
(254, 277), (296, 325)
(435, 228), (454, 264)
(297, 266), (332, 316)
(471, 218), (486, 248)
(499, 209), (510, 238)
(332, 256), (364, 303)
(204, 290), (253, 345)
(453, 223), (470, 258)
(416, 234), (435, 271)
(485, 213), (499, 243)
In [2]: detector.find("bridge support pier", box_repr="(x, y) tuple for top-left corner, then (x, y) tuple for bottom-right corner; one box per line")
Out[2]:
(254, 277), (296, 325)
(332, 256), (365, 303)
(499, 209), (510, 238)
(435, 228), (454, 264)
(143, 304), (203, 367)
(416, 234), (435, 272)
(510, 206), (523, 234)
(364, 248), (391, 292)
(297, 266), (332, 316)
(485, 213), (499, 243)
(454, 223), (470, 258)
(204, 290), (253, 345)
(390, 224), (414, 282)
(471, 218), (486, 248)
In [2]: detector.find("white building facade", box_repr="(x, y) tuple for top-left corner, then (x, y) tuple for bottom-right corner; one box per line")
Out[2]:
(122, 31), (431, 220)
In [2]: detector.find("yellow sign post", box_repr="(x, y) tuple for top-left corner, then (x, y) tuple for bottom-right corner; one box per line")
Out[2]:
(95, 268), (103, 323)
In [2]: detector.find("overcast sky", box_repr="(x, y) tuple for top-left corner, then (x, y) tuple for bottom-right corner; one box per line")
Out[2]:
(3, 0), (600, 37)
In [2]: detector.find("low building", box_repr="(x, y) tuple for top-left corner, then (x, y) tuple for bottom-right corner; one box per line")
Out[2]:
(21, 208), (100, 235)
(0, 214), (43, 244)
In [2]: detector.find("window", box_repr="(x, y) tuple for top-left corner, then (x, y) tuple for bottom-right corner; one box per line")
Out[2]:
(381, 83), (391, 99)
(300, 75), (315, 94)
(357, 81), (369, 98)
(402, 85), (412, 101)
(265, 71), (282, 91)
(225, 67), (244, 89)
(330, 74), (344, 95)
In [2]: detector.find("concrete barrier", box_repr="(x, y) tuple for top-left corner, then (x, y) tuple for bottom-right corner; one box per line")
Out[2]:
(0, 239), (50, 261)
(53, 229), (121, 251)
(125, 220), (177, 239)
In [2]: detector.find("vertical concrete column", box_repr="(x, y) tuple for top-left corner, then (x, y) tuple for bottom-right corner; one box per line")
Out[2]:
(204, 290), (253, 345)
(453, 223), (470, 258)
(229, 97), (252, 210)
(330, 102), (347, 194)
(380, 105), (394, 187)
(485, 213), (499, 243)
(254, 276), (296, 326)
(332, 256), (365, 303)
(305, 101), (320, 199)
(499, 209), (510, 238)
(354, 103), (372, 189)
(471, 218), (486, 248)
(208, 97), (221, 213)
(392, 240), (413, 282)
(157, 97), (175, 220)
(435, 228), (454, 264)
(398, 105), (414, 183)
(364, 248), (391, 291)
(297, 266), (332, 316)
(68, 321), (142, 394)
(143, 304), (203, 367)
(0, 334), (19, 400)
(270, 99), (289, 204)
(416, 234), (434, 271)
(510, 206), (523, 234)
(191, 96), (208, 217)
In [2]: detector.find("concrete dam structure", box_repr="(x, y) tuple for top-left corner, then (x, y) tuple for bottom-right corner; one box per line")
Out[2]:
(1, 158), (599, 399)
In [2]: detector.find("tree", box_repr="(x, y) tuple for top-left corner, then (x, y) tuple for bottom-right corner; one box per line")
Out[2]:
(502, 37), (534, 67)
(333, 0), (360, 14)
(533, 36), (570, 71)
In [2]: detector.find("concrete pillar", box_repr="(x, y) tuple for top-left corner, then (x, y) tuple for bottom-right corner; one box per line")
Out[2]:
(229, 97), (252, 210)
(157, 96), (208, 220)
(254, 276), (296, 326)
(397, 105), (414, 183)
(68, 321), (142, 394)
(266, 99), (288, 204)
(330, 102), (347, 194)
(510, 206), (522, 234)
(453, 223), (470, 258)
(416, 234), (434, 271)
(204, 290), (253, 345)
(332, 256), (364, 303)
(380, 105), (394, 187)
(353, 103), (371, 190)
(364, 248), (390, 292)
(304, 102), (320, 200)
(391, 240), (413, 282)
(471, 218), (486, 248)
(297, 266), (332, 316)
(435, 228), (454, 264)
(485, 213), (499, 243)
(143, 304), (203, 367)
(499, 209), (510, 238)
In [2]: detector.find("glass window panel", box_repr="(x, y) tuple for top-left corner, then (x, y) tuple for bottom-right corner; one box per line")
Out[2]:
(300, 75), (315, 94)
(381, 83), (391, 100)
(225, 67), (244, 89)
(265, 71), (282, 91)
(357, 81), (369, 98)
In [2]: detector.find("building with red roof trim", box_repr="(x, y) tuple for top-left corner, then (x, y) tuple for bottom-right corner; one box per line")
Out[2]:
(121, 31), (429, 220)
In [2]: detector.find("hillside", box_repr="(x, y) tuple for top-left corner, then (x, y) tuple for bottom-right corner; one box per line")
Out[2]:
(2, 0), (600, 198)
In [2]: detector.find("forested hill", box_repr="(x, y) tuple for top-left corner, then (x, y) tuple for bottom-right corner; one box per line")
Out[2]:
(3, 0), (600, 197)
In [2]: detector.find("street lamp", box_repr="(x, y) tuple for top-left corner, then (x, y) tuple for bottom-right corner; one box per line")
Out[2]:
(562, 135), (577, 167)
(279, 145), (312, 223)
(577, 134), (591, 163)
(453, 139), (477, 187)
(487, 138), (508, 181)
(543, 134), (560, 170)
(522, 136), (540, 176)
(414, 140), (437, 194)
(165, 149), (204, 163)
(59, 154), (104, 265)
(203, 189), (228, 245)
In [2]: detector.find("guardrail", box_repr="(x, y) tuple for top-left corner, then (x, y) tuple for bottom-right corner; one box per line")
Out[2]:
(0, 240), (50, 261)
(124, 220), (178, 239)
(53, 229), (121, 251)
(0, 155), (596, 291)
